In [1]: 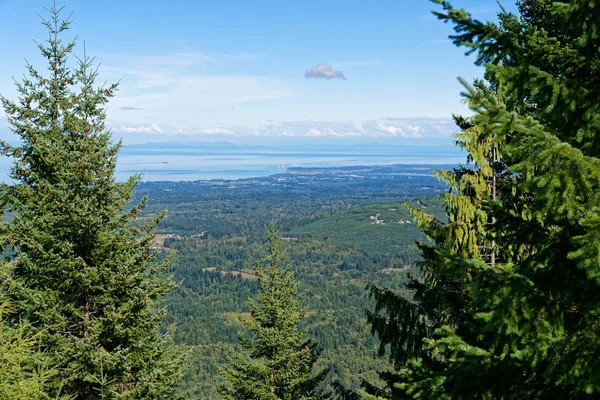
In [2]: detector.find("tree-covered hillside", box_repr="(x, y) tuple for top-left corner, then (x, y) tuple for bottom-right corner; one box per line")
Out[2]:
(134, 170), (447, 398)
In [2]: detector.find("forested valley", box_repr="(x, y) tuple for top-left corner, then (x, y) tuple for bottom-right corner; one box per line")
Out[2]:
(134, 168), (447, 397)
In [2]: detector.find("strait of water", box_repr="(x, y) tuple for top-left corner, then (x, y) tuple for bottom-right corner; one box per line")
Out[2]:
(0, 143), (465, 182)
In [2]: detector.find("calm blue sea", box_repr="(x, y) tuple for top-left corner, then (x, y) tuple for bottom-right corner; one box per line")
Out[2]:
(0, 143), (466, 182)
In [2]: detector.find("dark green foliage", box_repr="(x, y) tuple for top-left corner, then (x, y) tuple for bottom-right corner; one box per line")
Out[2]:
(0, 263), (70, 400)
(140, 168), (447, 398)
(219, 225), (329, 399)
(363, 0), (600, 398)
(0, 5), (183, 399)
(148, 186), (443, 397)
(136, 165), (448, 239)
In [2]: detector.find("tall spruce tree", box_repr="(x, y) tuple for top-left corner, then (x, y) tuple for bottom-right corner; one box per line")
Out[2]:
(219, 225), (329, 400)
(361, 0), (600, 398)
(0, 4), (183, 399)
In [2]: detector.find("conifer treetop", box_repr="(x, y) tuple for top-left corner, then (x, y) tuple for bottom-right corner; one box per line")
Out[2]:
(0, 4), (184, 398)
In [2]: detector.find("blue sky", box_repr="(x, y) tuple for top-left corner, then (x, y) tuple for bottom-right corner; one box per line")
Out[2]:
(0, 0), (515, 145)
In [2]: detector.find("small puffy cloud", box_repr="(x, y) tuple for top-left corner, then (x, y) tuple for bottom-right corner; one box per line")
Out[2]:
(119, 123), (163, 134)
(304, 64), (346, 80)
(120, 106), (142, 111)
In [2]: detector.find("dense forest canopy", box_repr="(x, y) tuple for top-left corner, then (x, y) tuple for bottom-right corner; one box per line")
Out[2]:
(137, 169), (448, 397)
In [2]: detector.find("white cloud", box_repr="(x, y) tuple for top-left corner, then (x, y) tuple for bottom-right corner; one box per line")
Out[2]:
(201, 127), (236, 135)
(251, 118), (448, 138)
(304, 64), (346, 80)
(376, 120), (423, 137)
(119, 123), (163, 134)
(99, 51), (298, 122)
(100, 51), (253, 73)
(112, 75), (296, 107)
(110, 117), (455, 141)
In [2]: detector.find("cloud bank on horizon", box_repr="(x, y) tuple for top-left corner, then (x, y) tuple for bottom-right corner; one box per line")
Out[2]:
(0, 108), (457, 145)
(304, 64), (347, 80)
(107, 116), (457, 143)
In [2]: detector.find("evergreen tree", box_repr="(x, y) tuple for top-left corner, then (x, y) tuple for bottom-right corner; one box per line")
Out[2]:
(361, 0), (600, 398)
(0, 263), (70, 400)
(0, 4), (183, 398)
(219, 225), (329, 400)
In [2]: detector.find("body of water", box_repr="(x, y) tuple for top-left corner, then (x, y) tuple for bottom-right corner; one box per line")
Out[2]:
(0, 143), (466, 182)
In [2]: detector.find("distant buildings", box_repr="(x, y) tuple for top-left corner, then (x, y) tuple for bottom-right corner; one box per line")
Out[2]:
(369, 214), (412, 224)
(371, 214), (385, 224)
